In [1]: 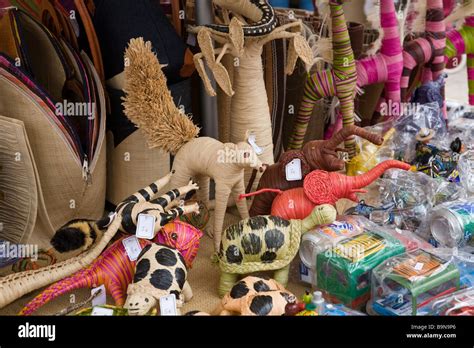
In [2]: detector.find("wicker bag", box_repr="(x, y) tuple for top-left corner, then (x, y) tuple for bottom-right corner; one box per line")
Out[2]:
(0, 9), (106, 249)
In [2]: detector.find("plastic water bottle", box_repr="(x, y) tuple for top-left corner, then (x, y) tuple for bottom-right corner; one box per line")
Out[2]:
(312, 291), (325, 315)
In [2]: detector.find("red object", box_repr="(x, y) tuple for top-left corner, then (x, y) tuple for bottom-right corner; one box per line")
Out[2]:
(268, 160), (411, 220)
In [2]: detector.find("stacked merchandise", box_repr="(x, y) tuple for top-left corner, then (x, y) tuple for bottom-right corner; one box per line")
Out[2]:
(0, 0), (472, 318)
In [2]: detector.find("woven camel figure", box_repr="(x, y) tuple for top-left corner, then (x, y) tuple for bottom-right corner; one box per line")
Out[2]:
(400, 0), (446, 107)
(247, 125), (383, 217)
(289, 0), (403, 149)
(191, 0), (313, 190)
(122, 38), (266, 251)
(0, 174), (198, 310)
(446, 9), (474, 105)
(287, 0), (358, 156)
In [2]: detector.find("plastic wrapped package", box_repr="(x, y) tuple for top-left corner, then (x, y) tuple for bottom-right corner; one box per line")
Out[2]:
(371, 249), (461, 316)
(390, 102), (447, 164)
(434, 248), (474, 289)
(299, 216), (366, 286)
(323, 303), (366, 316)
(418, 287), (474, 316)
(458, 151), (474, 196)
(430, 199), (474, 248)
(316, 228), (406, 309)
(346, 126), (396, 177)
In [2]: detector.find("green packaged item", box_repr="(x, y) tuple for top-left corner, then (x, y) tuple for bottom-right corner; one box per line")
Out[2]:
(316, 230), (405, 308)
(372, 250), (460, 316)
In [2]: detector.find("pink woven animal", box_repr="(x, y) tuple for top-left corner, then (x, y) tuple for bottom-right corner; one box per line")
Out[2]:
(290, 0), (403, 148)
(19, 221), (202, 316)
(245, 160), (411, 220)
(401, 0), (446, 108)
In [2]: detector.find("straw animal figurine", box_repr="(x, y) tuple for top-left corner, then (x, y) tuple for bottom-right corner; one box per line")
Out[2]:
(287, 0), (358, 156)
(122, 38), (266, 251)
(259, 160), (412, 220)
(191, 0), (313, 190)
(19, 221), (202, 315)
(401, 0), (446, 108)
(50, 172), (200, 253)
(248, 125), (383, 217)
(212, 276), (296, 316)
(216, 204), (337, 296)
(290, 0), (403, 148)
(0, 174), (197, 310)
(445, 9), (474, 105)
(125, 244), (191, 316)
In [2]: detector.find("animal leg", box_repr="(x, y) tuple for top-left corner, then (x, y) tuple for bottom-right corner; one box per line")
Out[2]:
(213, 182), (232, 251)
(182, 281), (193, 302)
(109, 281), (126, 307)
(288, 69), (334, 150)
(231, 178), (249, 220)
(219, 272), (238, 298)
(273, 265), (290, 288)
(196, 175), (210, 207)
(123, 172), (174, 204)
(151, 181), (199, 210)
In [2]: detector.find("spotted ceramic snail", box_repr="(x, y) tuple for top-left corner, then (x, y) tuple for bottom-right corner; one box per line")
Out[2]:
(125, 244), (192, 315)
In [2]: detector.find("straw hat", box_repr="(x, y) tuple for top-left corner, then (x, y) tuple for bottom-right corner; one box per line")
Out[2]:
(415, 128), (435, 142)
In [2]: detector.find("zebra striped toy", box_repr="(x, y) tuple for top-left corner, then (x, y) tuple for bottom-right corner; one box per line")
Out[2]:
(51, 172), (200, 253)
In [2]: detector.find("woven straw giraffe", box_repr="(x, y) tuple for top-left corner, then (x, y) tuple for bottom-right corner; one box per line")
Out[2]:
(289, 0), (403, 151)
(287, 0), (358, 156)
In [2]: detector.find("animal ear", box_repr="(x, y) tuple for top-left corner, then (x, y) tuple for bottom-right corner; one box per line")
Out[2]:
(229, 17), (244, 56)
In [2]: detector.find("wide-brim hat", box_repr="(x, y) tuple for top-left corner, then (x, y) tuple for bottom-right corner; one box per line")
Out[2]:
(416, 128), (436, 142)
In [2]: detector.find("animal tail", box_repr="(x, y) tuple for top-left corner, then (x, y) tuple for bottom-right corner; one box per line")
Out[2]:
(19, 270), (92, 315)
(123, 38), (199, 154)
(50, 219), (102, 253)
(239, 188), (283, 201)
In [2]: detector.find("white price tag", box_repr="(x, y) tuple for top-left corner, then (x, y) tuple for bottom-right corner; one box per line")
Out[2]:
(136, 214), (156, 240)
(91, 284), (107, 307)
(248, 134), (263, 155)
(122, 236), (142, 262)
(285, 159), (302, 181)
(159, 294), (178, 316)
(91, 307), (114, 316)
(414, 262), (424, 271)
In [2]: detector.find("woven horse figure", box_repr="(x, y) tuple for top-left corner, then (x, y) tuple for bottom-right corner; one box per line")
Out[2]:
(401, 0), (446, 107)
(19, 220), (203, 315)
(287, 0), (358, 156)
(446, 16), (474, 105)
(289, 0), (402, 148)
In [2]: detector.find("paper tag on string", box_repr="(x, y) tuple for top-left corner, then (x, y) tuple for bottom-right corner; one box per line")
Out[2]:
(248, 134), (263, 155)
(136, 214), (156, 240)
(91, 307), (114, 316)
(122, 236), (142, 262)
(285, 159), (302, 181)
(414, 262), (424, 271)
(91, 285), (107, 307)
(159, 294), (178, 316)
